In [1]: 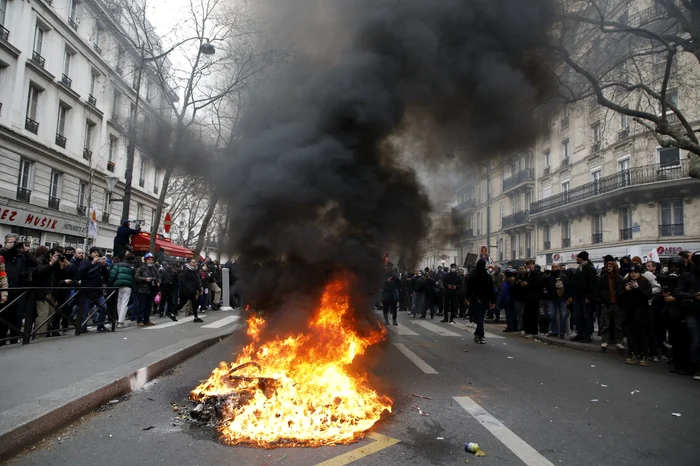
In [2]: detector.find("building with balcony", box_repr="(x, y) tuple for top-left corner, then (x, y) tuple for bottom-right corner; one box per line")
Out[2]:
(451, 2), (700, 267)
(0, 0), (172, 251)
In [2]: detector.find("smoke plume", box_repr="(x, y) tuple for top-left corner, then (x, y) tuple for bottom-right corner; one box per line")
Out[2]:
(217, 0), (556, 311)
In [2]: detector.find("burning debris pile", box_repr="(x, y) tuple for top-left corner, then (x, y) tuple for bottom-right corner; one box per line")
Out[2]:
(189, 279), (392, 447)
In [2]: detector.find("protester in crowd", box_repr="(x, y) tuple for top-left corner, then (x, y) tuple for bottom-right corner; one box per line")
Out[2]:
(134, 253), (159, 327)
(113, 220), (141, 260)
(32, 247), (68, 338)
(411, 270), (424, 318)
(382, 264), (399, 326)
(108, 252), (138, 328)
(457, 267), (468, 319)
(674, 251), (700, 380)
(0, 255), (7, 305)
(645, 259), (666, 360)
(595, 260), (625, 350)
(442, 263), (461, 324)
(466, 259), (495, 344)
(78, 247), (110, 333)
(435, 265), (445, 316)
(207, 262), (222, 310)
(421, 268), (438, 319)
(178, 258), (204, 323)
(572, 251), (597, 343)
(158, 261), (179, 321)
(623, 263), (653, 366)
(0, 234), (33, 345)
(663, 256), (692, 375)
(519, 260), (541, 336)
(547, 263), (569, 339)
(619, 256), (632, 277)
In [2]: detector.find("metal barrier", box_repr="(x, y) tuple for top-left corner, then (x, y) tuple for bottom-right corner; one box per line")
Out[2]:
(0, 286), (118, 345)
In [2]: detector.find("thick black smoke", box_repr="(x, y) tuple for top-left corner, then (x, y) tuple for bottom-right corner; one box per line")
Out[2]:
(217, 0), (555, 312)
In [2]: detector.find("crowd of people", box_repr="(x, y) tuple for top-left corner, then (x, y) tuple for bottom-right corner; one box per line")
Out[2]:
(0, 232), (240, 346)
(382, 250), (700, 380)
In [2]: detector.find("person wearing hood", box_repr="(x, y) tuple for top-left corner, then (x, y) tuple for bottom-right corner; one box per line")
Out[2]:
(442, 263), (462, 324)
(595, 260), (625, 350)
(623, 263), (654, 366)
(466, 259), (495, 344)
(158, 261), (179, 320)
(619, 256), (632, 278)
(113, 220), (141, 261)
(381, 264), (400, 326)
(674, 252), (700, 380)
(134, 253), (159, 326)
(420, 268), (438, 319)
(108, 252), (138, 327)
(177, 258), (204, 323)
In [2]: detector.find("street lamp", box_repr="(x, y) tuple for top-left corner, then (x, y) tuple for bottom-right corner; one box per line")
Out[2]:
(199, 42), (215, 55)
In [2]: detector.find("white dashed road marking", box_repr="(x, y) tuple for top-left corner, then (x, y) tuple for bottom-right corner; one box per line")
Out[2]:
(393, 343), (438, 374)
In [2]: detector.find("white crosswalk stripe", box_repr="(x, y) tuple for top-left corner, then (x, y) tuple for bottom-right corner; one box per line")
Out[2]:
(386, 323), (419, 336)
(412, 321), (462, 337)
(394, 343), (438, 374)
(200, 315), (241, 329)
(145, 316), (195, 329)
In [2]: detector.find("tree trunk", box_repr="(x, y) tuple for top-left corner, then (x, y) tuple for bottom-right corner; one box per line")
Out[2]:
(193, 192), (220, 258)
(149, 165), (174, 252)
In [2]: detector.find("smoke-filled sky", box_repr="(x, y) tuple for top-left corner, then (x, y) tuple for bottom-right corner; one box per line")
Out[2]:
(216, 0), (556, 311)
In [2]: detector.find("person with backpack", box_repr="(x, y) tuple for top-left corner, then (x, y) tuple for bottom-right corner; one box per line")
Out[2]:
(546, 263), (569, 339)
(595, 260), (625, 350)
(108, 252), (137, 328)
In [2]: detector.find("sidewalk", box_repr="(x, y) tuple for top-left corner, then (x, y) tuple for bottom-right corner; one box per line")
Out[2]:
(0, 309), (247, 461)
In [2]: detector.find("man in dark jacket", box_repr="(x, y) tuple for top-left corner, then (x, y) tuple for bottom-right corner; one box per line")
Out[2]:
(624, 264), (653, 366)
(572, 251), (597, 343)
(421, 268), (438, 319)
(519, 259), (542, 336)
(158, 261), (179, 321)
(466, 259), (495, 344)
(32, 247), (69, 338)
(382, 265), (399, 326)
(442, 263), (462, 323)
(177, 258), (203, 323)
(113, 220), (140, 260)
(595, 260), (625, 350)
(134, 253), (159, 326)
(674, 252), (700, 380)
(547, 263), (569, 339)
(619, 256), (632, 278)
(78, 246), (110, 332)
(0, 234), (33, 345)
(663, 256), (691, 375)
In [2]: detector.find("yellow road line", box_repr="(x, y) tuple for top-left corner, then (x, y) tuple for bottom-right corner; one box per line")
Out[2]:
(314, 433), (400, 466)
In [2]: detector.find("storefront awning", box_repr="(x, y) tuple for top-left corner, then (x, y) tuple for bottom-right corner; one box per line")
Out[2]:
(131, 233), (194, 259)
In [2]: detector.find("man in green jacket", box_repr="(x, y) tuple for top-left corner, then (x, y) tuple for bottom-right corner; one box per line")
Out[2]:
(108, 252), (137, 328)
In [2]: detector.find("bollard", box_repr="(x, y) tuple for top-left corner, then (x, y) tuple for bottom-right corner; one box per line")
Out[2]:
(221, 267), (233, 311)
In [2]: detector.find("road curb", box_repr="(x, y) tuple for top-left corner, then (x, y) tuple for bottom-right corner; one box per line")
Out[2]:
(0, 323), (244, 462)
(531, 334), (608, 353)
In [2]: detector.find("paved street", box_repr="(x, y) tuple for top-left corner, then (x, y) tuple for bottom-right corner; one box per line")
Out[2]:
(7, 311), (700, 466)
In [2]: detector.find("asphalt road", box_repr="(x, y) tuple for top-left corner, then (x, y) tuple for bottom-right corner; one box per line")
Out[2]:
(8, 311), (700, 466)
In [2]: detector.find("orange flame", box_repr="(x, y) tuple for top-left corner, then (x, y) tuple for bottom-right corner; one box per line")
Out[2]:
(191, 279), (392, 447)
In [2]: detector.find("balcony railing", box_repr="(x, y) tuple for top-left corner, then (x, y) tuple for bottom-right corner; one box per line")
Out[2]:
(48, 196), (61, 210)
(102, 212), (110, 223)
(543, 166), (550, 175)
(659, 224), (684, 237)
(32, 51), (46, 68)
(560, 116), (569, 129)
(620, 228), (633, 240)
(592, 232), (603, 244)
(107, 161), (115, 172)
(88, 94), (97, 106)
(561, 157), (570, 168)
(115, 66), (123, 76)
(25, 117), (39, 134)
(1, 25), (10, 42)
(503, 168), (535, 192)
(562, 238), (571, 248)
(543, 241), (551, 250)
(618, 128), (630, 140)
(530, 161), (689, 215)
(502, 210), (529, 229)
(83, 148), (92, 161)
(55, 133), (67, 148)
(139, 178), (145, 188)
(16, 187), (31, 202)
(77, 205), (87, 217)
(591, 141), (600, 152)
(455, 198), (477, 213)
(93, 43), (102, 54)
(60, 74), (72, 88)
(68, 17), (78, 30)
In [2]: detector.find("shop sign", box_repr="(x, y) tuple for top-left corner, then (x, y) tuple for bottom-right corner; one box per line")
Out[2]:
(0, 207), (87, 236)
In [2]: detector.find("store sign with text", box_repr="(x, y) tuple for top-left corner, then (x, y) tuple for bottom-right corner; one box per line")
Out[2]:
(0, 207), (87, 236)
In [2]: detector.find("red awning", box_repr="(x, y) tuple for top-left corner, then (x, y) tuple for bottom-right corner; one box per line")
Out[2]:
(131, 233), (194, 259)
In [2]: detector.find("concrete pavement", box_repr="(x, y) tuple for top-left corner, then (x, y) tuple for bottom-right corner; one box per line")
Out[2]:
(8, 310), (700, 466)
(0, 309), (246, 462)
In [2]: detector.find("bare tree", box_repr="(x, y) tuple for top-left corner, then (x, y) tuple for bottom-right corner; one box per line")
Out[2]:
(550, 0), (700, 176)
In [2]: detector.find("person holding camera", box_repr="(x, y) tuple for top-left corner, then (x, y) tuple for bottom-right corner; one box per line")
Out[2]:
(0, 233), (32, 345)
(623, 264), (653, 366)
(78, 247), (110, 333)
(32, 246), (70, 338)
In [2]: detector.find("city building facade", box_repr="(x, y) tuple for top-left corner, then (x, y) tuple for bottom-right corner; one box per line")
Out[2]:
(452, 4), (700, 268)
(0, 0), (171, 252)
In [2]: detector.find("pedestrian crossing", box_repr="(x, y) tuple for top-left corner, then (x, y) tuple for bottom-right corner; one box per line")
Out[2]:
(144, 314), (242, 330)
(374, 310), (504, 339)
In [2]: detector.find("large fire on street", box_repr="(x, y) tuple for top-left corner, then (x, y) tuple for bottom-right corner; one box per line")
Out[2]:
(190, 279), (393, 447)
